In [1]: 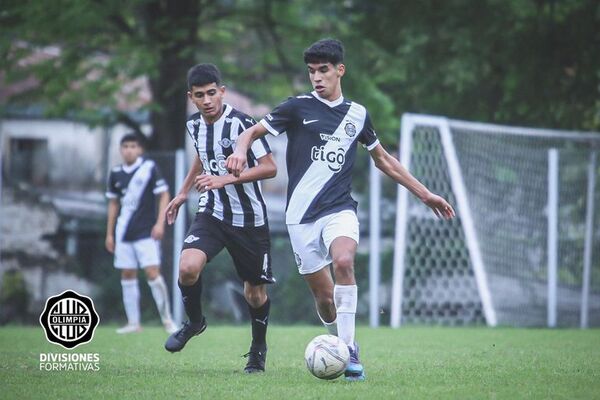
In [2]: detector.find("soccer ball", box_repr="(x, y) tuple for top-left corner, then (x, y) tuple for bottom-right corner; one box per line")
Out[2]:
(304, 334), (350, 380)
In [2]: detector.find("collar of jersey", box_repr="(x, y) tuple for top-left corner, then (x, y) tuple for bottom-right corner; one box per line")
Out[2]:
(311, 91), (345, 108)
(122, 157), (143, 173)
(200, 104), (232, 125)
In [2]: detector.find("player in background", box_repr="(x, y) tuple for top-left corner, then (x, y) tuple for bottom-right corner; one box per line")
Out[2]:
(226, 39), (455, 381)
(105, 133), (177, 334)
(163, 64), (277, 374)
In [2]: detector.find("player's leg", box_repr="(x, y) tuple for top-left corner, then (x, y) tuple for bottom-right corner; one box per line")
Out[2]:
(164, 248), (209, 352)
(225, 222), (275, 373)
(303, 268), (337, 336)
(136, 238), (177, 334)
(114, 240), (142, 334)
(165, 214), (225, 352)
(287, 221), (337, 335)
(324, 210), (364, 381)
(242, 283), (270, 373)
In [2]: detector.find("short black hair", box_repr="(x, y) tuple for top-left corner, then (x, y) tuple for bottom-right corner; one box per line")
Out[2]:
(303, 39), (344, 65)
(187, 63), (222, 89)
(120, 132), (144, 147)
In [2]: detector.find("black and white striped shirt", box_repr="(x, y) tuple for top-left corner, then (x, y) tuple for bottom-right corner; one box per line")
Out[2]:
(186, 104), (271, 227)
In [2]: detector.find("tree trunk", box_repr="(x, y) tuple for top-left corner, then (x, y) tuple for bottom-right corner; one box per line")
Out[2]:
(142, 0), (200, 151)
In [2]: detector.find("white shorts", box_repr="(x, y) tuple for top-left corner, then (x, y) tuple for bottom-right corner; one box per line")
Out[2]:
(287, 210), (359, 275)
(114, 237), (161, 269)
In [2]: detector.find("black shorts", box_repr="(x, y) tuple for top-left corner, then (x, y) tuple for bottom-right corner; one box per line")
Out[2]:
(181, 213), (275, 285)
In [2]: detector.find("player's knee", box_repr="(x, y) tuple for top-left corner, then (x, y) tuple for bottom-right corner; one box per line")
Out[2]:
(332, 254), (354, 277)
(178, 261), (201, 284)
(121, 269), (137, 280)
(144, 266), (160, 280)
(244, 284), (267, 308)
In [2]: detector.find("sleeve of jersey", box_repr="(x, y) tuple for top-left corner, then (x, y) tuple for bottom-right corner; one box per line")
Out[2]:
(105, 172), (119, 199)
(358, 112), (380, 151)
(259, 98), (295, 136)
(249, 137), (272, 160)
(152, 165), (169, 194)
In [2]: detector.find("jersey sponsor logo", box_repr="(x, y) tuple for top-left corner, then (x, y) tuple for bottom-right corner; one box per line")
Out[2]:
(184, 235), (200, 244)
(311, 146), (346, 173)
(319, 133), (341, 142)
(121, 197), (139, 210)
(39, 290), (99, 349)
(303, 118), (319, 125)
(245, 118), (254, 124)
(218, 138), (235, 148)
(344, 121), (357, 137)
(200, 154), (227, 174)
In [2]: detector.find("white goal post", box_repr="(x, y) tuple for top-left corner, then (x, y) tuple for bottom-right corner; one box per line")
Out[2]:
(389, 114), (600, 328)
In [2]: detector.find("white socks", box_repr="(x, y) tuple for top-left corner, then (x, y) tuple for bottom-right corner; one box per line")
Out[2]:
(317, 310), (338, 336)
(121, 279), (140, 326)
(334, 284), (357, 349)
(148, 275), (173, 324)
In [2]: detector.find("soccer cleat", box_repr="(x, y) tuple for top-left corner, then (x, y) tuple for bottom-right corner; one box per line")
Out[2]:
(163, 320), (179, 334)
(116, 324), (142, 334)
(344, 343), (366, 382)
(243, 344), (267, 373)
(164, 317), (207, 353)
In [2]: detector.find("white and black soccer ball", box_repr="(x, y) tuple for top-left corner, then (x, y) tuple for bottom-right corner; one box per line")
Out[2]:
(304, 334), (350, 380)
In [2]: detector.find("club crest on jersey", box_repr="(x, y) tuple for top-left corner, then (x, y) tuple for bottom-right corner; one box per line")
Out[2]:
(344, 121), (357, 137)
(294, 252), (303, 268)
(218, 138), (234, 148)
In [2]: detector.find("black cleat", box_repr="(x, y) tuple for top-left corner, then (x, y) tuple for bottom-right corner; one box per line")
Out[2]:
(164, 317), (207, 353)
(243, 345), (267, 373)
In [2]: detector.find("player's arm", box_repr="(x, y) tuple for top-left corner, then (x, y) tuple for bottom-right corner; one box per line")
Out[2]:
(105, 198), (119, 253)
(369, 144), (455, 220)
(226, 123), (268, 177)
(166, 157), (203, 225)
(195, 153), (276, 192)
(152, 190), (170, 240)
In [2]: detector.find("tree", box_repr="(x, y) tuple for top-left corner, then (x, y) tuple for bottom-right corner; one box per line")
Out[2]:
(1, 0), (228, 150)
(348, 0), (600, 131)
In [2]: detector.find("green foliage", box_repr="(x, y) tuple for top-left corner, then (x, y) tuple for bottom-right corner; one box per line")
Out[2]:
(2, 0), (598, 150)
(0, 269), (29, 325)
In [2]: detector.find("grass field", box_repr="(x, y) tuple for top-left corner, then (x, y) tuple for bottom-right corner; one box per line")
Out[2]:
(1, 325), (599, 399)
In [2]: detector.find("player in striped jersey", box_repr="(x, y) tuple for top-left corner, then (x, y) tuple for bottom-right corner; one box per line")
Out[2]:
(164, 64), (277, 374)
(227, 39), (455, 381)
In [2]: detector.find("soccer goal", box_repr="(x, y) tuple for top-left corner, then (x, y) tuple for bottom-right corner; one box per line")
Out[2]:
(390, 114), (600, 328)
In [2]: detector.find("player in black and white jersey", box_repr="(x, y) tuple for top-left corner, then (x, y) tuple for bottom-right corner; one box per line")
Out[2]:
(105, 133), (178, 335)
(227, 39), (456, 381)
(163, 64), (277, 374)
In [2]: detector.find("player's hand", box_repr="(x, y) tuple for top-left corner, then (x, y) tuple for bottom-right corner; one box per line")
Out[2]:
(105, 235), (115, 254)
(225, 149), (247, 178)
(151, 223), (165, 240)
(423, 193), (455, 220)
(165, 194), (186, 225)
(194, 174), (231, 192)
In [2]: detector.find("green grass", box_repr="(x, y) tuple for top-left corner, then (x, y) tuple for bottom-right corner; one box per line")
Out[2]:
(1, 325), (599, 399)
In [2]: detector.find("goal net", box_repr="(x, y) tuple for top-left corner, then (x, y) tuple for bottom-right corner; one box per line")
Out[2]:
(391, 114), (600, 327)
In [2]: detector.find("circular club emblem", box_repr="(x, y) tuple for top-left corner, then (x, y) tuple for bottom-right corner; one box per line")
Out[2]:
(39, 290), (99, 349)
(344, 121), (357, 137)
